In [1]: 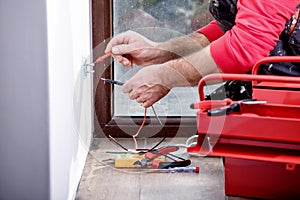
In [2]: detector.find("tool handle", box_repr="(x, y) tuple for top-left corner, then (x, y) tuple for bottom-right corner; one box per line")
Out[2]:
(190, 99), (230, 110)
(198, 73), (300, 101)
(171, 166), (199, 173)
(207, 103), (240, 116)
(112, 80), (124, 86)
(147, 166), (199, 173)
(207, 108), (226, 116)
(101, 78), (124, 86)
(145, 146), (179, 160)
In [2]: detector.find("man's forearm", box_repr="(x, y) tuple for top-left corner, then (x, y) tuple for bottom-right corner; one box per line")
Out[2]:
(153, 32), (210, 64)
(160, 45), (222, 88)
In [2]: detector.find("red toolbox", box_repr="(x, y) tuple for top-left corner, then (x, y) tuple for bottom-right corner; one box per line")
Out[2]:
(188, 56), (300, 199)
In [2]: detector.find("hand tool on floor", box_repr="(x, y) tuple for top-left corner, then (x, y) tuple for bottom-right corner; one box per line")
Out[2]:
(134, 146), (191, 169)
(146, 166), (199, 173)
(114, 153), (165, 168)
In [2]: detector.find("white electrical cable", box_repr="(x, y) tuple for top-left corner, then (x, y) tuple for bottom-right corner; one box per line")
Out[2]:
(185, 135), (199, 147)
(173, 134), (205, 157)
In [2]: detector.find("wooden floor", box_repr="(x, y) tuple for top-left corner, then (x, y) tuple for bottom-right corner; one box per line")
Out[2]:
(75, 138), (251, 200)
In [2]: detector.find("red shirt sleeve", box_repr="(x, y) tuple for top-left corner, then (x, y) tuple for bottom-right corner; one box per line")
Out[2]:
(210, 0), (299, 73)
(197, 20), (224, 42)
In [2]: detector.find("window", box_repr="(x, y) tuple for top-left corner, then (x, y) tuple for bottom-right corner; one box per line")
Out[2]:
(92, 0), (212, 137)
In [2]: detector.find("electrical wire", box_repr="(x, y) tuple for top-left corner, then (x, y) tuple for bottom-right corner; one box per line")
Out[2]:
(126, 56), (166, 151)
(148, 105), (166, 152)
(96, 52), (166, 152)
(95, 52), (112, 64)
(132, 108), (147, 149)
(173, 134), (214, 157)
(127, 57), (145, 150)
(108, 135), (128, 151)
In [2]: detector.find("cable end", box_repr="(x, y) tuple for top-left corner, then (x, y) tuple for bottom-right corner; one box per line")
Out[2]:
(190, 103), (195, 109)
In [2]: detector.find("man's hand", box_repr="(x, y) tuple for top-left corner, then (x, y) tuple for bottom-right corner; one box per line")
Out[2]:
(105, 30), (166, 67)
(121, 65), (173, 108)
(121, 45), (222, 107)
(105, 30), (210, 68)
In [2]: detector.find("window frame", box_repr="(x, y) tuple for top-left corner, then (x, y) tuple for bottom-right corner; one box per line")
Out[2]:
(92, 0), (197, 138)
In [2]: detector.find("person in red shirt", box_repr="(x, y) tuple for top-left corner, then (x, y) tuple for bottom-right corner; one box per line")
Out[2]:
(105, 0), (299, 108)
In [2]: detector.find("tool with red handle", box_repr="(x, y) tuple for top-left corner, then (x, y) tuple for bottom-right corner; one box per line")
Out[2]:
(144, 146), (178, 160)
(134, 146), (191, 169)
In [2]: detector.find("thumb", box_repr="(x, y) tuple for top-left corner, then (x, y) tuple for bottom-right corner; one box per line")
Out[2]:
(111, 43), (136, 55)
(121, 79), (133, 93)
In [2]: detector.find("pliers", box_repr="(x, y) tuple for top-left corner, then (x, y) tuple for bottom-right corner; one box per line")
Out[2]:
(134, 146), (191, 169)
(207, 99), (266, 116)
(207, 101), (241, 116)
(191, 98), (267, 116)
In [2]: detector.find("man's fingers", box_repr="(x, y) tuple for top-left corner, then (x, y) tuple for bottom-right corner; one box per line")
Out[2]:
(135, 94), (155, 108)
(112, 43), (137, 55)
(128, 86), (146, 100)
(126, 85), (169, 108)
(105, 31), (138, 54)
(136, 92), (152, 103)
(142, 99), (156, 108)
(136, 96), (146, 103)
(140, 92), (163, 108)
(115, 55), (131, 66)
(121, 80), (134, 93)
(105, 31), (130, 53)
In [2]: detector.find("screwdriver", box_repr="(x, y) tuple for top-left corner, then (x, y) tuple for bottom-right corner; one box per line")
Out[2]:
(101, 78), (124, 86)
(146, 166), (199, 173)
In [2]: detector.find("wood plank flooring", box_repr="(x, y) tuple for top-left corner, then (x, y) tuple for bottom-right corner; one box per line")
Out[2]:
(75, 138), (250, 200)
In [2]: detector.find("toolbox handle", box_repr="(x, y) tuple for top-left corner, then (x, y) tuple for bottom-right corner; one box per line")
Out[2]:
(251, 56), (300, 75)
(198, 73), (300, 101)
(198, 56), (300, 100)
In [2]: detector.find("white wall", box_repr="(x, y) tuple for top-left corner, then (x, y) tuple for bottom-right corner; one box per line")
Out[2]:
(0, 0), (92, 199)
(0, 0), (50, 199)
(46, 0), (93, 199)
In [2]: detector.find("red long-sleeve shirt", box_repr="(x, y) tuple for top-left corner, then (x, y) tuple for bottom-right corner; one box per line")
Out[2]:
(197, 0), (299, 73)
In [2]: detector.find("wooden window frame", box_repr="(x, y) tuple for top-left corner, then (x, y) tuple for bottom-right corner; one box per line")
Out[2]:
(92, 0), (197, 138)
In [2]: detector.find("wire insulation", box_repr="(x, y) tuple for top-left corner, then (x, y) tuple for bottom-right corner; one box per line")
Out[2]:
(97, 52), (166, 152)
(95, 52), (112, 63)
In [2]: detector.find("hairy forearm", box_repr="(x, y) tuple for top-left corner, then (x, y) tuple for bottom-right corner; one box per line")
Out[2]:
(153, 32), (210, 64)
(160, 45), (222, 88)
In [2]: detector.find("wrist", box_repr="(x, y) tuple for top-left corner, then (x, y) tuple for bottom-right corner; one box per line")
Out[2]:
(160, 46), (221, 87)
(153, 42), (179, 63)
(158, 61), (194, 88)
(188, 32), (210, 47)
(156, 33), (209, 61)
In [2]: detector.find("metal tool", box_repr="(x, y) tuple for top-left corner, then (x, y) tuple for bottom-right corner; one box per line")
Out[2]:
(101, 78), (124, 86)
(146, 166), (199, 173)
(207, 99), (267, 116)
(207, 102), (241, 116)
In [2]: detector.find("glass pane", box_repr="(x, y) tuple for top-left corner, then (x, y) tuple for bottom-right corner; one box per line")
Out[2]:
(113, 0), (212, 116)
